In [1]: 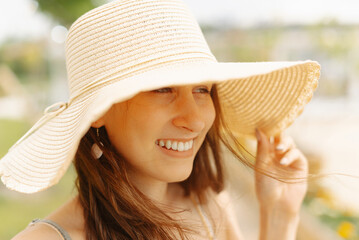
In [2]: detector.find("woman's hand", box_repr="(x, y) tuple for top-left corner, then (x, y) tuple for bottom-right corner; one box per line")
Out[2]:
(254, 129), (308, 240)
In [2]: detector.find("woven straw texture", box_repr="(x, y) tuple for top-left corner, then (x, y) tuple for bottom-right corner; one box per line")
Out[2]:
(0, 0), (320, 193)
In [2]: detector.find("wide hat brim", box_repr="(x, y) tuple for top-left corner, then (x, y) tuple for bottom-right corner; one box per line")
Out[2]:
(0, 60), (320, 193)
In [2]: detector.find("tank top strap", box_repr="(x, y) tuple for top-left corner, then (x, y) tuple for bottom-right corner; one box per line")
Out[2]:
(29, 218), (72, 240)
(191, 195), (216, 240)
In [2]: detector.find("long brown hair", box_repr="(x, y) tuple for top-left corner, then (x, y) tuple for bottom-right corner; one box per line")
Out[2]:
(74, 85), (250, 239)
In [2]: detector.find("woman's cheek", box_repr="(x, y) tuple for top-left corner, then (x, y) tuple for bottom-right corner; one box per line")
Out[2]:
(204, 101), (216, 129)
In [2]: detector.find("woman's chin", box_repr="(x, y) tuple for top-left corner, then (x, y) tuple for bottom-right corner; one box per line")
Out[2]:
(161, 165), (194, 183)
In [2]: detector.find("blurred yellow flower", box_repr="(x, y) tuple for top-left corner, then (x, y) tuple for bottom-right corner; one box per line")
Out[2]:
(337, 221), (355, 239)
(316, 188), (336, 209)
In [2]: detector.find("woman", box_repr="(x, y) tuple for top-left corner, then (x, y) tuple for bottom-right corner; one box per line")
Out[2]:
(1, 0), (320, 239)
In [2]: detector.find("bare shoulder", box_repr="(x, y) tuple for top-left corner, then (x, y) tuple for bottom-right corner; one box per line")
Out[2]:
(12, 221), (63, 240)
(12, 196), (84, 240)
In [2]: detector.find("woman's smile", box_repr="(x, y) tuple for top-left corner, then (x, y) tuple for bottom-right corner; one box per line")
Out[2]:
(155, 138), (194, 151)
(155, 138), (195, 158)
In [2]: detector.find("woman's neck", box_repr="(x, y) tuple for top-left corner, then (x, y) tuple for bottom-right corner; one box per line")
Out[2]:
(127, 170), (184, 205)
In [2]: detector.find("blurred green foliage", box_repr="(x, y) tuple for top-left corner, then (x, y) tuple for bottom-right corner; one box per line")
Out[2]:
(36, 0), (106, 27)
(0, 119), (31, 158)
(0, 41), (49, 84)
(309, 23), (357, 58)
(205, 26), (280, 62)
(303, 153), (359, 239)
(304, 194), (359, 239)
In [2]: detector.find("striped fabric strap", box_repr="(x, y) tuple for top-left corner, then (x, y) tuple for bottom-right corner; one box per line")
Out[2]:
(29, 218), (72, 240)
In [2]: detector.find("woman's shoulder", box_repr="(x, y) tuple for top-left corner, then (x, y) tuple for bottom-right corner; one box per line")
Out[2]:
(12, 196), (84, 240)
(12, 220), (64, 240)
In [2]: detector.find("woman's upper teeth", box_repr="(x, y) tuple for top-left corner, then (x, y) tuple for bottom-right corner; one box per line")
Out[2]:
(156, 139), (194, 151)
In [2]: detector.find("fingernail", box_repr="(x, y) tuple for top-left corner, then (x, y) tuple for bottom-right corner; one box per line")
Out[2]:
(255, 128), (261, 141)
(276, 144), (285, 151)
(280, 157), (289, 165)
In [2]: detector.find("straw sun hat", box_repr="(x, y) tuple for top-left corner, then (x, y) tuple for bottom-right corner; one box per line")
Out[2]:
(0, 0), (320, 193)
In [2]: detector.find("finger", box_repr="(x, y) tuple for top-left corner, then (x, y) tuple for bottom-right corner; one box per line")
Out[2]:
(274, 131), (284, 145)
(255, 128), (272, 163)
(279, 148), (308, 170)
(255, 129), (270, 150)
(275, 135), (296, 153)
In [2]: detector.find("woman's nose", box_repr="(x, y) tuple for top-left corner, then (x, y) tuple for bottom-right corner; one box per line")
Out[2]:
(172, 93), (205, 133)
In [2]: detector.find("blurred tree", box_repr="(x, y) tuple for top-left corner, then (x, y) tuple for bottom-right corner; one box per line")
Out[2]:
(0, 41), (48, 84)
(36, 0), (106, 27)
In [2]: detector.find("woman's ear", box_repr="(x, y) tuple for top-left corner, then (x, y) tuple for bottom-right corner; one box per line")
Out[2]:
(91, 115), (106, 128)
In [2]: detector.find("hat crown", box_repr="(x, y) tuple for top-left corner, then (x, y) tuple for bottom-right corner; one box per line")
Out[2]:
(65, 0), (216, 101)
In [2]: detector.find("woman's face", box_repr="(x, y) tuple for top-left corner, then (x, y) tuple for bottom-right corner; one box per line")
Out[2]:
(98, 84), (215, 183)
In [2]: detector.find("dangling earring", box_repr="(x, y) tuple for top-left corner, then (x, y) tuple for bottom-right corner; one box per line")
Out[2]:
(91, 128), (104, 159)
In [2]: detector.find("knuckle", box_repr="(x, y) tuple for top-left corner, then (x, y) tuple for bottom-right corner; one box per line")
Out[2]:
(285, 148), (299, 157)
(286, 136), (295, 146)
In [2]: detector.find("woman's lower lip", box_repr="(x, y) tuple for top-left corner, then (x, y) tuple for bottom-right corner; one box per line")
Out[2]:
(157, 145), (194, 158)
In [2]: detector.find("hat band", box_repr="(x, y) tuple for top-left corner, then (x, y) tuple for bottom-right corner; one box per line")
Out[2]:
(9, 102), (69, 152)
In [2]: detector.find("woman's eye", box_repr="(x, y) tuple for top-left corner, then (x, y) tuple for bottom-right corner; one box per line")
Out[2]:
(194, 87), (211, 94)
(153, 87), (173, 93)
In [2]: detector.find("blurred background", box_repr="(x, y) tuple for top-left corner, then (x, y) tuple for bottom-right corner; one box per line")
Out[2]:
(0, 0), (358, 239)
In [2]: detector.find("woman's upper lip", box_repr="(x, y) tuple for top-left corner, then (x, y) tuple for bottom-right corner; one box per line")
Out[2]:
(156, 137), (197, 141)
